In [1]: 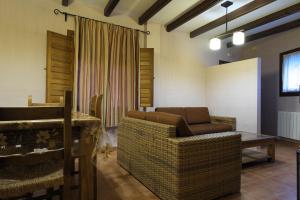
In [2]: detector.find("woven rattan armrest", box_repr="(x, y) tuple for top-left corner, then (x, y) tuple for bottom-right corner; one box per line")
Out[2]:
(161, 132), (241, 199)
(166, 132), (241, 177)
(167, 132), (240, 146)
(210, 115), (236, 131)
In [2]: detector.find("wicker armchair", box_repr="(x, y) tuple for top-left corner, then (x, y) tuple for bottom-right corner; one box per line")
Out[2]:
(118, 117), (241, 200)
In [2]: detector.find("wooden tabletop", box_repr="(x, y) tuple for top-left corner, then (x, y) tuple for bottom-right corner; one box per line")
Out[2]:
(239, 131), (276, 142)
(0, 112), (100, 131)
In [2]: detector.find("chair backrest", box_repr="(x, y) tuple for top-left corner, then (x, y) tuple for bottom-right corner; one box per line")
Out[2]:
(0, 148), (64, 166)
(0, 91), (72, 199)
(90, 95), (102, 118)
(28, 95), (64, 107)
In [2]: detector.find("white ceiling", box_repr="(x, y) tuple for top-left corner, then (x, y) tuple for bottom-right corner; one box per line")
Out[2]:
(92, 0), (300, 38)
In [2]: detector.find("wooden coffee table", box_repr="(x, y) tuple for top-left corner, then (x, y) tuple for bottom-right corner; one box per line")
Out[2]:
(240, 132), (276, 163)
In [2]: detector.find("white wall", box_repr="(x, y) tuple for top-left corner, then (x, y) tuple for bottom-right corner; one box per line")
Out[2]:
(0, 0), (228, 108)
(0, 0), (143, 107)
(227, 27), (300, 136)
(205, 58), (261, 133)
(146, 23), (228, 109)
(0, 0), (264, 139)
(3, 0), (252, 123)
(149, 24), (206, 107)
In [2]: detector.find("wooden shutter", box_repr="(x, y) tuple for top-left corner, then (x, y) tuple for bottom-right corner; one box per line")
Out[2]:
(46, 30), (74, 103)
(140, 48), (154, 107)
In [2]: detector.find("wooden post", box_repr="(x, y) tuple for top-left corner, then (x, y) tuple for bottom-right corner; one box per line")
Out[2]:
(59, 96), (64, 105)
(63, 91), (73, 199)
(80, 128), (95, 200)
(28, 95), (33, 106)
(267, 142), (275, 162)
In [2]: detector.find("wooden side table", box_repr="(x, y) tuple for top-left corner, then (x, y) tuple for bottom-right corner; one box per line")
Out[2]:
(240, 132), (276, 163)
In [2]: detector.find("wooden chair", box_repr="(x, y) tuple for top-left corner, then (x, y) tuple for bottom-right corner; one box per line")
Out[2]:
(90, 95), (102, 118)
(28, 95), (81, 180)
(0, 91), (73, 199)
(28, 95), (64, 107)
(89, 95), (102, 198)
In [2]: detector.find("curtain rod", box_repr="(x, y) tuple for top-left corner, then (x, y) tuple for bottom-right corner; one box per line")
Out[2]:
(54, 9), (150, 35)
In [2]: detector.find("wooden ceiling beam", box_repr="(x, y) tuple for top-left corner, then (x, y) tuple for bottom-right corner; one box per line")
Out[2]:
(62, 0), (69, 6)
(139, 0), (172, 25)
(104, 0), (120, 17)
(190, 0), (276, 38)
(219, 3), (300, 39)
(166, 0), (222, 32)
(227, 19), (300, 48)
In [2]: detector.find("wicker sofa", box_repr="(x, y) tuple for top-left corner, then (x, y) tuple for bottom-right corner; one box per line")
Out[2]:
(117, 116), (241, 200)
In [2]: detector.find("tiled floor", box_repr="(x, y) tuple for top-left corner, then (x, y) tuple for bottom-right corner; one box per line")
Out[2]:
(98, 140), (298, 200)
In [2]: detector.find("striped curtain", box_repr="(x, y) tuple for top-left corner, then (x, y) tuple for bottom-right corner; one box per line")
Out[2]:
(75, 17), (139, 127)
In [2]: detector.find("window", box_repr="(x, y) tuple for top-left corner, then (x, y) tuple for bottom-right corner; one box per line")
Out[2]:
(280, 47), (300, 96)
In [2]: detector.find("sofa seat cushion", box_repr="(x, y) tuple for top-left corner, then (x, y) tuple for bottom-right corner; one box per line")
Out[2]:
(155, 107), (186, 119)
(189, 123), (232, 135)
(185, 107), (211, 124)
(127, 110), (146, 120)
(146, 112), (193, 137)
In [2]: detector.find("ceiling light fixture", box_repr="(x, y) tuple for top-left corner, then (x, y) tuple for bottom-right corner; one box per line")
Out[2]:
(233, 31), (245, 45)
(209, 1), (245, 50)
(210, 38), (221, 50)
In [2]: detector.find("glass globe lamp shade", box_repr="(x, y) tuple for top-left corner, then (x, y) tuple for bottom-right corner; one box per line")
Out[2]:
(209, 38), (221, 50)
(232, 31), (245, 45)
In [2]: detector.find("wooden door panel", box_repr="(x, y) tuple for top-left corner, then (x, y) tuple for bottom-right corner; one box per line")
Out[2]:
(47, 30), (74, 103)
(140, 48), (154, 107)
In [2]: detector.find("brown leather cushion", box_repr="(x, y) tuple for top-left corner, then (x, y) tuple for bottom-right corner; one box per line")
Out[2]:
(127, 110), (146, 120)
(155, 107), (186, 119)
(189, 123), (232, 135)
(146, 112), (193, 137)
(185, 107), (211, 124)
